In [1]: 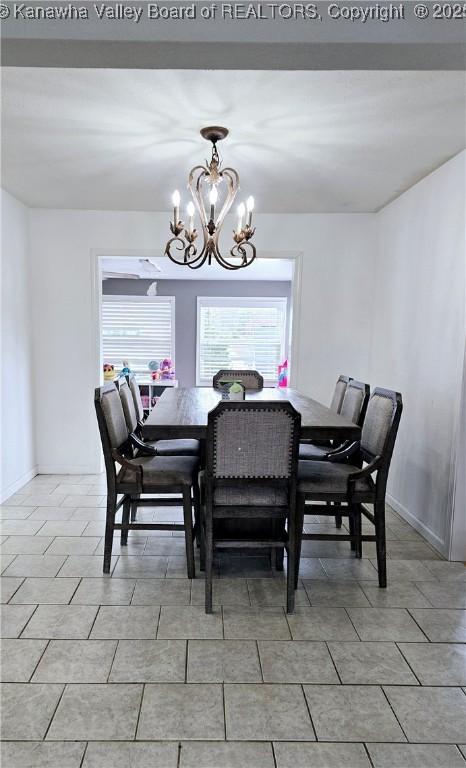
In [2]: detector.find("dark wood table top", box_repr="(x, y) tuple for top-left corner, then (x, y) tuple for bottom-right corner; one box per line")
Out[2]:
(142, 387), (360, 442)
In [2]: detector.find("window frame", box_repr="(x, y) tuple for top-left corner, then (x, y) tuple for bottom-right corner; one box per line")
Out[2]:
(101, 294), (176, 379)
(196, 295), (288, 387)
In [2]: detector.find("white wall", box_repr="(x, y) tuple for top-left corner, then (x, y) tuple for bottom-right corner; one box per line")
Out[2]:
(370, 152), (465, 557)
(1, 190), (36, 500)
(27, 209), (376, 474)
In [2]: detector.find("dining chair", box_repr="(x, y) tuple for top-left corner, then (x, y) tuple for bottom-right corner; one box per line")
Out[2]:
(95, 382), (200, 578)
(212, 369), (264, 391)
(295, 388), (403, 588)
(330, 374), (352, 413)
(125, 374), (200, 457)
(201, 400), (301, 613)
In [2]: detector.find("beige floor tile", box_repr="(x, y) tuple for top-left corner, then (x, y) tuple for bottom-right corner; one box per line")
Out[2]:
(1, 604), (37, 638)
(347, 608), (427, 641)
(398, 642), (466, 685)
(22, 604), (98, 639)
(1, 683), (64, 740)
(287, 607), (358, 641)
(109, 639), (186, 682)
(32, 639), (117, 682)
(274, 742), (371, 767)
(180, 742), (275, 768)
(4, 555), (67, 578)
(0, 576), (24, 603)
(225, 683), (314, 741)
(328, 641), (418, 685)
(408, 609), (466, 642)
(57, 555), (116, 577)
(0, 638), (48, 681)
(158, 605), (223, 639)
(384, 686), (466, 743)
(1, 741), (86, 768)
(304, 685), (405, 742)
(83, 742), (178, 768)
(137, 683), (224, 740)
(72, 577), (136, 605)
(46, 537), (101, 555)
(259, 640), (339, 683)
(1, 536), (54, 555)
(47, 683), (142, 740)
(367, 743), (466, 768)
(132, 578), (191, 605)
(10, 577), (80, 605)
(90, 605), (160, 639)
(187, 639), (262, 682)
(303, 580), (370, 607)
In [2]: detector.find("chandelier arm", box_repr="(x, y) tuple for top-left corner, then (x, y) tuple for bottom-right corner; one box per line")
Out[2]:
(188, 165), (210, 232)
(228, 240), (257, 269)
(214, 167), (239, 231)
(165, 236), (207, 267)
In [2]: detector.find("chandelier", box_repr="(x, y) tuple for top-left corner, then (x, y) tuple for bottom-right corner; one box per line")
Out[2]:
(165, 127), (256, 270)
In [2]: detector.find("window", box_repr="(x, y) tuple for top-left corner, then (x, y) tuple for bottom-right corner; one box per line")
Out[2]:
(196, 297), (287, 386)
(102, 295), (175, 377)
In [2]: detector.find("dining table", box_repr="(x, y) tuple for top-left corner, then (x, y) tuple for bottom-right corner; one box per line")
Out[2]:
(142, 386), (361, 443)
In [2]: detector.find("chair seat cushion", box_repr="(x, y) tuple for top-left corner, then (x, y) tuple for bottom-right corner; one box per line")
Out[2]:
(299, 443), (328, 461)
(148, 439), (200, 457)
(298, 460), (375, 501)
(118, 455), (198, 488)
(214, 484), (288, 506)
(199, 472), (288, 506)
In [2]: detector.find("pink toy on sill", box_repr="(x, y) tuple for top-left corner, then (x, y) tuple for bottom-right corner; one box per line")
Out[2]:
(278, 359), (288, 388)
(160, 358), (175, 380)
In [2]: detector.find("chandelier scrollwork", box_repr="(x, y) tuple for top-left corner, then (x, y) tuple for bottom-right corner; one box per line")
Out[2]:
(165, 127), (256, 270)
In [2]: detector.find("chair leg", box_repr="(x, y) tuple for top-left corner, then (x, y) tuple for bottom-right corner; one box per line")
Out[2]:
(130, 494), (139, 522)
(192, 481), (201, 548)
(354, 506), (362, 558)
(121, 496), (130, 546)
(374, 500), (387, 587)
(103, 490), (116, 573)
(348, 510), (356, 552)
(294, 496), (305, 590)
(182, 487), (195, 580)
(287, 508), (296, 614)
(205, 508), (213, 614)
(331, 501), (342, 529)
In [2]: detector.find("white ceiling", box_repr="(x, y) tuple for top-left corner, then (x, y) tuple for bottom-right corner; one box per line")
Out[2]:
(101, 256), (293, 282)
(2, 68), (465, 213)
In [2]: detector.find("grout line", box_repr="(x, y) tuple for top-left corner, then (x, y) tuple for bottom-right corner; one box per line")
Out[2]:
(380, 686), (410, 742)
(106, 638), (120, 683)
(256, 639), (265, 683)
(271, 741), (278, 768)
(325, 641), (343, 684)
(222, 682), (227, 741)
(406, 607), (432, 643)
(79, 742), (88, 768)
(363, 742), (375, 768)
(42, 681), (67, 740)
(395, 641), (423, 686)
(133, 682), (145, 741)
(27, 637), (51, 682)
(301, 682), (318, 741)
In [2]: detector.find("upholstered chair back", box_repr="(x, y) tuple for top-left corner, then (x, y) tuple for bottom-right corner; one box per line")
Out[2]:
(329, 375), (351, 413)
(118, 378), (138, 433)
(340, 380), (370, 426)
(361, 388), (402, 464)
(207, 401), (300, 480)
(213, 369), (264, 391)
(128, 373), (145, 423)
(95, 383), (129, 453)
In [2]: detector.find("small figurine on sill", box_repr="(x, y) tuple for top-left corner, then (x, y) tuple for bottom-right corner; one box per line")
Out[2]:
(120, 359), (132, 376)
(103, 363), (115, 382)
(160, 358), (175, 380)
(148, 360), (161, 381)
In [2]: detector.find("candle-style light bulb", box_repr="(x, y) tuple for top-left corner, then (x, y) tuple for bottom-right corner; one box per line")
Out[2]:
(246, 196), (255, 227)
(209, 186), (218, 222)
(237, 202), (245, 235)
(172, 190), (181, 225)
(187, 201), (195, 233)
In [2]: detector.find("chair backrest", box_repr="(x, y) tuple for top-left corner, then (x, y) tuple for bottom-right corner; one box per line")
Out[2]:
(128, 373), (145, 424)
(361, 388), (403, 469)
(340, 380), (370, 426)
(329, 375), (351, 413)
(212, 369), (264, 391)
(206, 400), (301, 481)
(94, 383), (130, 475)
(117, 377), (139, 434)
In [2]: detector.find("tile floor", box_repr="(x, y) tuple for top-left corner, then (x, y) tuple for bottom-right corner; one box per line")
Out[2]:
(1, 474), (466, 768)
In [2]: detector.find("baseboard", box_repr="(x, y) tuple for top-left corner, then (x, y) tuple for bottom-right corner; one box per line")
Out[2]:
(1, 466), (38, 503)
(37, 464), (101, 475)
(387, 493), (446, 557)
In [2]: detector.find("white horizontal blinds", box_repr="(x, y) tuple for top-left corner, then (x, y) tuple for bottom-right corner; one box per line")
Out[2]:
(102, 296), (175, 376)
(197, 297), (287, 386)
